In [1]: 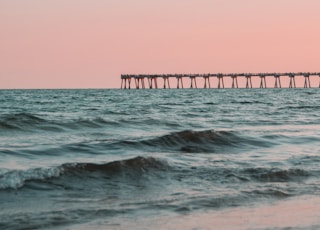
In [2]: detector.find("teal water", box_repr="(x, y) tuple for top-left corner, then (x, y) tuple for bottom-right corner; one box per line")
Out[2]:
(0, 89), (319, 229)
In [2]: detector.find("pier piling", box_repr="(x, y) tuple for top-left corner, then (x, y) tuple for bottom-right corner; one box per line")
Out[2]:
(289, 74), (296, 88)
(217, 74), (224, 88)
(176, 76), (184, 89)
(245, 75), (253, 88)
(190, 76), (197, 88)
(304, 74), (311, 88)
(259, 75), (267, 88)
(231, 76), (239, 88)
(203, 76), (211, 88)
(274, 75), (281, 88)
(163, 76), (170, 89)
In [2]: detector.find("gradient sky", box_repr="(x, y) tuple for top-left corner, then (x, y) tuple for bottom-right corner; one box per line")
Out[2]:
(1, 0), (320, 89)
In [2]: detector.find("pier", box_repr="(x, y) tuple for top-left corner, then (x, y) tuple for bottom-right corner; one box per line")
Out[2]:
(120, 72), (320, 89)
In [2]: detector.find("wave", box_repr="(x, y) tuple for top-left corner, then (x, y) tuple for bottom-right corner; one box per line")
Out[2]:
(1, 158), (309, 190)
(62, 156), (167, 174)
(118, 129), (272, 153)
(231, 100), (270, 105)
(0, 113), (119, 132)
(168, 164), (312, 185)
(242, 168), (309, 183)
(66, 117), (119, 130)
(279, 105), (320, 110)
(245, 188), (291, 198)
(18, 129), (272, 156)
(0, 166), (62, 190)
(0, 156), (168, 190)
(0, 113), (47, 131)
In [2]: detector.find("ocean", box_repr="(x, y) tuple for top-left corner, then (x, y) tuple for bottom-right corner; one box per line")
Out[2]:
(0, 88), (320, 230)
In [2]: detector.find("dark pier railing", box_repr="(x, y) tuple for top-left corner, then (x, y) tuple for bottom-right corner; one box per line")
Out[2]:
(120, 72), (320, 89)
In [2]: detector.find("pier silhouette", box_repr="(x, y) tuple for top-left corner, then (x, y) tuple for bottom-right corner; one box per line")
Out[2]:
(121, 72), (320, 89)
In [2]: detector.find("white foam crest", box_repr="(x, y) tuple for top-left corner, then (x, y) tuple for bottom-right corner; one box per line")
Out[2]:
(0, 167), (62, 189)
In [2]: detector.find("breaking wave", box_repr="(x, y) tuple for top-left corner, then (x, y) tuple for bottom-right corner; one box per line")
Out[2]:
(0, 156), (312, 191)
(0, 156), (168, 190)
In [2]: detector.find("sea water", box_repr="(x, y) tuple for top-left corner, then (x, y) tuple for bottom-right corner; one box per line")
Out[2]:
(0, 88), (319, 229)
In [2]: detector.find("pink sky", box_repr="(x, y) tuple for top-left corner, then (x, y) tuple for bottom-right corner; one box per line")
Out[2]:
(1, 0), (320, 89)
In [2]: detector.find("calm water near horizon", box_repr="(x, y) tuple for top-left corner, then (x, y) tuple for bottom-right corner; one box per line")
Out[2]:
(0, 88), (320, 229)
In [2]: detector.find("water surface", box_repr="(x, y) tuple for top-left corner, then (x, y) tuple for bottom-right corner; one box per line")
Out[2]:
(0, 89), (319, 229)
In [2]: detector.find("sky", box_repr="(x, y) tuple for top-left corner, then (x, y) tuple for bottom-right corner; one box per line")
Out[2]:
(1, 0), (320, 89)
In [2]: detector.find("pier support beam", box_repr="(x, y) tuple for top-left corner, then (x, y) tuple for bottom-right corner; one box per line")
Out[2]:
(304, 74), (311, 88)
(274, 75), (281, 88)
(135, 77), (144, 89)
(124, 77), (132, 89)
(288, 74), (296, 88)
(163, 77), (170, 89)
(245, 75), (253, 88)
(259, 75), (267, 88)
(123, 77), (132, 89)
(154, 77), (158, 89)
(134, 78), (138, 89)
(147, 77), (158, 89)
(217, 74), (224, 88)
(231, 76), (238, 88)
(203, 76), (211, 88)
(190, 77), (197, 88)
(176, 77), (184, 89)
(141, 78), (145, 88)
(147, 77), (152, 89)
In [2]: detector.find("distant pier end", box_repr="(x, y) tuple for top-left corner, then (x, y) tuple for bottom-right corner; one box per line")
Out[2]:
(120, 72), (320, 89)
